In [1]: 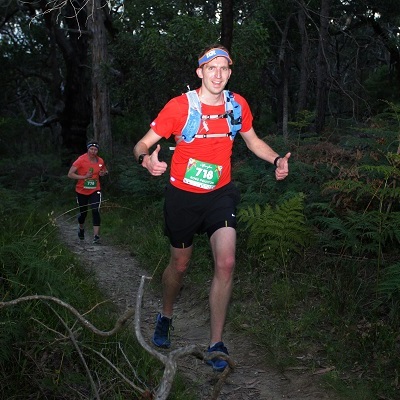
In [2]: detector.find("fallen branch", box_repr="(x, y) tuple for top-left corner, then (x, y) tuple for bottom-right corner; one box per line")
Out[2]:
(1, 276), (236, 399)
(134, 275), (235, 400)
(0, 294), (135, 336)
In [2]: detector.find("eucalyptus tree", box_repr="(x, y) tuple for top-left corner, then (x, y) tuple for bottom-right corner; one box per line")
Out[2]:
(0, 3), (67, 152)
(255, 0), (400, 135)
(315, 0), (330, 133)
(337, 0), (400, 111)
(0, 0), (117, 158)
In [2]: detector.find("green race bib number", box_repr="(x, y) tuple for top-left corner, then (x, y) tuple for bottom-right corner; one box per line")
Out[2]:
(83, 179), (97, 189)
(183, 158), (222, 190)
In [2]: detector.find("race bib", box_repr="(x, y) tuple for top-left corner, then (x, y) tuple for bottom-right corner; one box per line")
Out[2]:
(83, 179), (97, 189)
(183, 158), (222, 190)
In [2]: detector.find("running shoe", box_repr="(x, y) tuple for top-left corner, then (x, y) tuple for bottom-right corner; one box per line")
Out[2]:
(93, 235), (100, 244)
(206, 341), (229, 372)
(78, 227), (85, 240)
(152, 313), (173, 348)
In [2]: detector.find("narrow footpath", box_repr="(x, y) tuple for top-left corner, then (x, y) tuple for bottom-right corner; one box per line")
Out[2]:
(59, 218), (341, 400)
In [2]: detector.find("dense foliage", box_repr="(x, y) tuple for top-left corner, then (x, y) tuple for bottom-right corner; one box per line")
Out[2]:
(0, 188), (193, 399)
(1, 1), (400, 153)
(1, 1), (400, 399)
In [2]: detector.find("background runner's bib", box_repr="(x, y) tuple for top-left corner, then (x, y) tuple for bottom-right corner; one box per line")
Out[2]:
(83, 179), (97, 189)
(183, 158), (222, 190)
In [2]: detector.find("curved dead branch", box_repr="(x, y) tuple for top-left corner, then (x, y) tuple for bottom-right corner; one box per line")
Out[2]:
(0, 294), (135, 336)
(0, 275), (236, 399)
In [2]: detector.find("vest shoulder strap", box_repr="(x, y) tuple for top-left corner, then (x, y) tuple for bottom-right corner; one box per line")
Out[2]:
(179, 90), (242, 143)
(180, 90), (202, 143)
(224, 91), (242, 139)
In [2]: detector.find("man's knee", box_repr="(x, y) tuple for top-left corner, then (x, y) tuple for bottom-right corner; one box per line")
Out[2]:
(169, 246), (192, 273)
(171, 259), (190, 273)
(215, 255), (235, 277)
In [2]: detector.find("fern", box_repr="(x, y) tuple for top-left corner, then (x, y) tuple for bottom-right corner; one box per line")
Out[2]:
(238, 193), (312, 272)
(318, 151), (400, 285)
(376, 262), (400, 299)
(315, 209), (400, 257)
(323, 153), (400, 211)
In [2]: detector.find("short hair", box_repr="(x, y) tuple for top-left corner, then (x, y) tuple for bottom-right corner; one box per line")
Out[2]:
(198, 44), (230, 60)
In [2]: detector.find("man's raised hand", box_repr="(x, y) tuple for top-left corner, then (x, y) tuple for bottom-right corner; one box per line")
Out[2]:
(146, 144), (168, 176)
(275, 152), (291, 181)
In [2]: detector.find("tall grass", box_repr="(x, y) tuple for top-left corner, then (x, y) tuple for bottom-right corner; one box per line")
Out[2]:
(0, 187), (195, 399)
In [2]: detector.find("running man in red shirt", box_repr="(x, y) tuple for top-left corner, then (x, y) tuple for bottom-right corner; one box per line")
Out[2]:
(68, 140), (108, 244)
(133, 44), (290, 371)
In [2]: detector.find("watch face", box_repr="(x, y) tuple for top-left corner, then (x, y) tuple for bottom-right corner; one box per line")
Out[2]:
(138, 154), (145, 164)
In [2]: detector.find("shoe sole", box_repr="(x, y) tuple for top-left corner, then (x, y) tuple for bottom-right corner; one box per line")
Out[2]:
(151, 338), (171, 349)
(206, 360), (228, 372)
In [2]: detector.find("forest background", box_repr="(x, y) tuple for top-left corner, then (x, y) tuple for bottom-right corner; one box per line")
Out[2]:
(1, 0), (400, 399)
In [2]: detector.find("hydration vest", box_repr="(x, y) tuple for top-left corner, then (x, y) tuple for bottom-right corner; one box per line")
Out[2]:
(178, 90), (242, 143)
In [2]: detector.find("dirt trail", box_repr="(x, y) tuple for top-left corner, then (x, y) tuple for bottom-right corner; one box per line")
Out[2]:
(59, 219), (341, 399)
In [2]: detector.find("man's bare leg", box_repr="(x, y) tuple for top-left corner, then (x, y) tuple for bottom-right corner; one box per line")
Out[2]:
(209, 227), (236, 344)
(161, 245), (193, 317)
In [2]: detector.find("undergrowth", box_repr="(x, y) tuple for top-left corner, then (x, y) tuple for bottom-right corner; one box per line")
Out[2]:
(0, 188), (194, 399)
(2, 106), (400, 399)
(98, 118), (400, 400)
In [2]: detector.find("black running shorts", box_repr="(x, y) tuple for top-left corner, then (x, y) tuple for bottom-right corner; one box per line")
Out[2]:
(163, 182), (240, 248)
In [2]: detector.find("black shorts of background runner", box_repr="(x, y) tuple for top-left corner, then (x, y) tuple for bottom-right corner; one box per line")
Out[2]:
(76, 191), (102, 226)
(163, 182), (241, 249)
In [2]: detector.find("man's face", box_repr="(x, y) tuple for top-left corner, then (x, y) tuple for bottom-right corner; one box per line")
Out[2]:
(197, 56), (232, 95)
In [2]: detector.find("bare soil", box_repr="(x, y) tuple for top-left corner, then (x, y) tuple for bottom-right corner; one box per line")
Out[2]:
(59, 219), (342, 400)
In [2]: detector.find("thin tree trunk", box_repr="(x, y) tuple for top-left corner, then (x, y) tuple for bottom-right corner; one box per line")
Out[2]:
(315, 0), (330, 133)
(279, 16), (291, 142)
(221, 0), (233, 52)
(88, 0), (112, 155)
(297, 1), (309, 113)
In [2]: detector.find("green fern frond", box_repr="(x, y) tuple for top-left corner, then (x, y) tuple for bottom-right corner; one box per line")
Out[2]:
(238, 193), (312, 270)
(378, 186), (400, 201)
(360, 164), (400, 179)
(323, 153), (400, 211)
(376, 263), (400, 298)
(386, 152), (400, 165)
(323, 179), (365, 194)
(315, 208), (400, 258)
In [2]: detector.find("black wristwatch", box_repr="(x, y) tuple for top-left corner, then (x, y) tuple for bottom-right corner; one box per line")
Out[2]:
(138, 154), (147, 165)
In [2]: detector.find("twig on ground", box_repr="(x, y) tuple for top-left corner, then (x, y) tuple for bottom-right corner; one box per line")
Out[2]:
(86, 346), (146, 395)
(211, 366), (232, 400)
(0, 294), (135, 336)
(50, 305), (100, 400)
(1, 276), (236, 399)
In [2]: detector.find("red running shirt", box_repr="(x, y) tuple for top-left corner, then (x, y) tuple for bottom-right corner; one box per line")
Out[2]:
(72, 153), (106, 195)
(150, 90), (253, 193)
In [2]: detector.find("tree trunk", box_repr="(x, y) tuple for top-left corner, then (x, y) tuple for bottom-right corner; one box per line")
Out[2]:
(367, 16), (400, 93)
(279, 16), (291, 142)
(51, 0), (91, 160)
(315, 0), (330, 134)
(296, 1), (309, 113)
(221, 0), (233, 52)
(88, 0), (112, 156)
